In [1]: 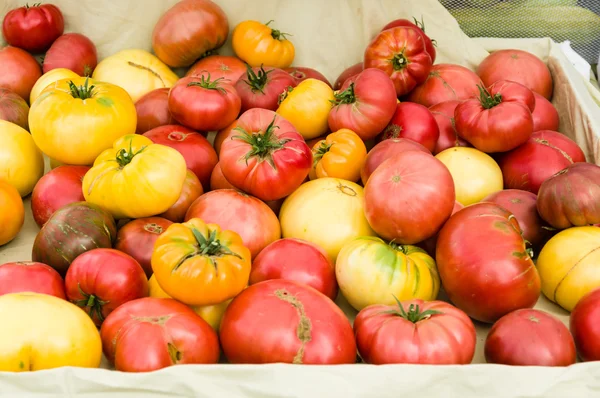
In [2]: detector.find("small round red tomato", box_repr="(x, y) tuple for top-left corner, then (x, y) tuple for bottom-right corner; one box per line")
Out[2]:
(101, 297), (220, 372)
(31, 165), (90, 228)
(354, 299), (476, 364)
(235, 65), (297, 113)
(380, 17), (436, 63)
(186, 55), (246, 83)
(250, 238), (337, 300)
(0, 46), (42, 101)
(210, 162), (236, 190)
(360, 138), (430, 185)
(159, 170), (203, 223)
(114, 217), (173, 277)
(219, 108), (312, 201)
(532, 92), (559, 132)
(284, 66), (331, 87)
(168, 74), (241, 132)
(43, 33), (98, 76)
(328, 68), (397, 141)
(0, 87), (29, 130)
(407, 64), (482, 107)
(333, 62), (363, 91)
(380, 102), (440, 152)
(570, 287), (600, 362)
(65, 248), (149, 326)
(2, 3), (64, 53)
(429, 100), (471, 155)
(0, 261), (66, 299)
(135, 88), (175, 134)
(485, 309), (576, 366)
(220, 279), (356, 364)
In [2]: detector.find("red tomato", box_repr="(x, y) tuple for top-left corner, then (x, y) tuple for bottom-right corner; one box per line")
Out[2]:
(532, 92), (559, 132)
(186, 55), (246, 84)
(210, 162), (236, 190)
(0, 46), (42, 101)
(364, 26), (432, 97)
(114, 217), (174, 277)
(219, 108), (312, 201)
(380, 102), (440, 153)
(31, 165), (90, 228)
(0, 87), (29, 130)
(65, 248), (149, 326)
(184, 189), (281, 259)
(429, 100), (471, 155)
(235, 65), (297, 113)
(364, 150), (455, 244)
(250, 238), (337, 300)
(43, 33), (98, 76)
(570, 287), (600, 362)
(213, 120), (237, 156)
(101, 297), (220, 372)
(477, 49), (553, 100)
(0, 261), (66, 299)
(417, 201), (464, 257)
(328, 68), (397, 141)
(220, 279), (356, 364)
(2, 3), (64, 53)
(134, 88), (175, 134)
(407, 64), (482, 107)
(333, 62), (363, 91)
(436, 203), (541, 323)
(168, 75), (241, 132)
(354, 299), (476, 364)
(159, 170), (203, 223)
(455, 80), (535, 153)
(284, 67), (332, 87)
(143, 125), (218, 190)
(485, 309), (576, 366)
(381, 18), (436, 62)
(360, 138), (430, 185)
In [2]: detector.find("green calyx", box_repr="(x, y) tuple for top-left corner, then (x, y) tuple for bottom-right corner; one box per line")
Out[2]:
(312, 141), (332, 167)
(232, 116), (290, 169)
(191, 227), (241, 259)
(391, 52), (409, 71)
(278, 86), (294, 104)
(388, 241), (407, 254)
(266, 20), (292, 41)
(243, 64), (272, 94)
(478, 84), (502, 109)
(332, 82), (356, 105)
(380, 295), (442, 323)
(68, 78), (95, 100)
(25, 3), (42, 9)
(74, 283), (108, 323)
(187, 73), (227, 94)
(115, 140), (147, 168)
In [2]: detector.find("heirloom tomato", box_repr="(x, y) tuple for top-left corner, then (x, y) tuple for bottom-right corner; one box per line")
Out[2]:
(0, 88), (29, 130)
(210, 163), (236, 190)
(159, 170), (204, 223)
(309, 129), (367, 182)
(429, 100), (471, 155)
(43, 33), (98, 76)
(380, 102), (440, 152)
(0, 262), (65, 299)
(0, 180), (24, 246)
(407, 64), (482, 107)
(0, 46), (42, 101)
(82, 134), (187, 220)
(532, 93), (559, 131)
(186, 55), (246, 82)
(29, 68), (79, 105)
(232, 20), (295, 69)
(360, 138), (430, 185)
(334, 62), (363, 90)
(284, 67), (331, 87)
(134, 88), (174, 134)
(2, 3), (64, 53)
(570, 287), (600, 362)
(235, 65), (297, 113)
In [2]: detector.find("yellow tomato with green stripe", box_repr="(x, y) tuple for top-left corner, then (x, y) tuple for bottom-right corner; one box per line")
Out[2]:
(336, 236), (440, 311)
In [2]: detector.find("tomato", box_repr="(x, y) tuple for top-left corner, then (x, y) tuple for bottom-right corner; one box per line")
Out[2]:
(186, 55), (247, 83)
(364, 26), (433, 97)
(309, 129), (367, 182)
(0, 120), (44, 197)
(114, 217), (174, 278)
(143, 125), (218, 190)
(0, 262), (65, 299)
(485, 309), (576, 366)
(354, 299), (476, 364)
(336, 237), (439, 311)
(92, 49), (179, 103)
(364, 150), (455, 244)
(159, 170), (204, 223)
(250, 238), (337, 300)
(284, 67), (331, 87)
(43, 33), (98, 76)
(0, 87), (29, 130)
(417, 201), (464, 257)
(380, 102), (439, 152)
(429, 100), (471, 155)
(210, 162), (236, 190)
(2, 3), (64, 53)
(328, 68), (397, 141)
(235, 65), (297, 113)
(407, 64), (483, 107)
(31, 165), (90, 228)
(213, 120), (237, 156)
(0, 292), (101, 371)
(184, 189), (281, 259)
(168, 74), (241, 132)
(532, 92), (559, 132)
(381, 17), (436, 62)
(0, 180), (22, 245)
(29, 68), (79, 105)
(570, 287), (600, 361)
(477, 49), (553, 99)
(82, 134), (187, 219)
(29, 77), (137, 165)
(360, 138), (430, 185)
(134, 88), (174, 134)
(101, 297), (220, 372)
(0, 46), (42, 102)
(152, 218), (251, 306)
(232, 20), (295, 69)
(436, 203), (541, 323)
(334, 62), (363, 91)
(220, 279), (356, 364)
(220, 109), (312, 201)
(538, 226), (600, 312)
(152, 0), (228, 68)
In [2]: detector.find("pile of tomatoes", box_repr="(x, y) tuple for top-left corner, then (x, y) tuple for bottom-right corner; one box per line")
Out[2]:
(0, 0), (600, 374)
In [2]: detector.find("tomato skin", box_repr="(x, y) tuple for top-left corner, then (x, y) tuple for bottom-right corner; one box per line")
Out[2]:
(354, 299), (476, 364)
(159, 170), (204, 223)
(0, 87), (29, 130)
(436, 203), (541, 323)
(30, 68), (79, 105)
(333, 62), (363, 91)
(429, 100), (471, 155)
(417, 201), (464, 257)
(186, 55), (246, 83)
(232, 21), (295, 69)
(210, 162), (236, 190)
(381, 18), (436, 62)
(532, 92), (559, 132)
(220, 279), (356, 364)
(570, 287), (600, 362)
(364, 26), (433, 97)
(114, 217), (174, 277)
(2, 4), (64, 53)
(284, 67), (331, 87)
(235, 66), (297, 113)
(360, 138), (430, 185)
(101, 297), (220, 372)
(0, 46), (42, 102)
(134, 88), (174, 134)
(407, 64), (482, 107)
(328, 68), (397, 141)
(0, 262), (65, 299)
(380, 102), (440, 152)
(310, 129), (367, 182)
(43, 33), (98, 76)
(485, 309), (576, 366)
(220, 108), (312, 201)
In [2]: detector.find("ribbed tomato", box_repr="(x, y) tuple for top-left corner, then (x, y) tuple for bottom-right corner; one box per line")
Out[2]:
(407, 64), (482, 107)
(380, 17), (436, 62)
(2, 3), (64, 53)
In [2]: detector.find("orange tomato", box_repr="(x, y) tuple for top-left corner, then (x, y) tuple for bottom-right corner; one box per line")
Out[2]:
(309, 128), (367, 182)
(0, 180), (25, 246)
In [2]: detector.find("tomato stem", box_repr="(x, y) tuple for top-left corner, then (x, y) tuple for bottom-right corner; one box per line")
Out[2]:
(477, 84), (502, 109)
(187, 73), (228, 94)
(332, 82), (356, 105)
(266, 20), (293, 41)
(312, 141), (332, 167)
(388, 241), (407, 254)
(278, 86), (294, 104)
(382, 295), (442, 323)
(115, 140), (147, 168)
(242, 64), (272, 94)
(74, 283), (108, 324)
(391, 52), (409, 71)
(191, 227), (242, 259)
(68, 78), (95, 100)
(231, 116), (291, 169)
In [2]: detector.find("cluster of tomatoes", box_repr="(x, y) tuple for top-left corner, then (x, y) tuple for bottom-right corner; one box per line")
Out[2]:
(0, 0), (600, 373)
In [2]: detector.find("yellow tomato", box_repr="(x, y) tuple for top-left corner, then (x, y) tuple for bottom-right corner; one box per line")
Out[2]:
(82, 134), (186, 219)
(0, 180), (24, 246)
(29, 77), (137, 166)
(309, 129), (367, 182)
(148, 275), (231, 331)
(279, 177), (376, 261)
(30, 68), (80, 104)
(0, 292), (102, 371)
(232, 20), (295, 68)
(0, 120), (44, 197)
(537, 226), (600, 312)
(276, 79), (334, 139)
(435, 147), (503, 206)
(92, 49), (180, 103)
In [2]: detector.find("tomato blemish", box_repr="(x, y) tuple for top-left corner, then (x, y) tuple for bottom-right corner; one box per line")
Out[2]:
(275, 289), (312, 364)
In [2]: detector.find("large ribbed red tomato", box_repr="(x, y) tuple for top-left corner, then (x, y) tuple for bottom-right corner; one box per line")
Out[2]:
(570, 287), (600, 362)
(134, 88), (175, 134)
(2, 3), (64, 53)
(235, 66), (297, 113)
(429, 100), (471, 155)
(532, 92), (559, 132)
(0, 261), (66, 299)
(380, 102), (440, 152)
(381, 18), (436, 63)
(360, 138), (430, 185)
(407, 64), (482, 107)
